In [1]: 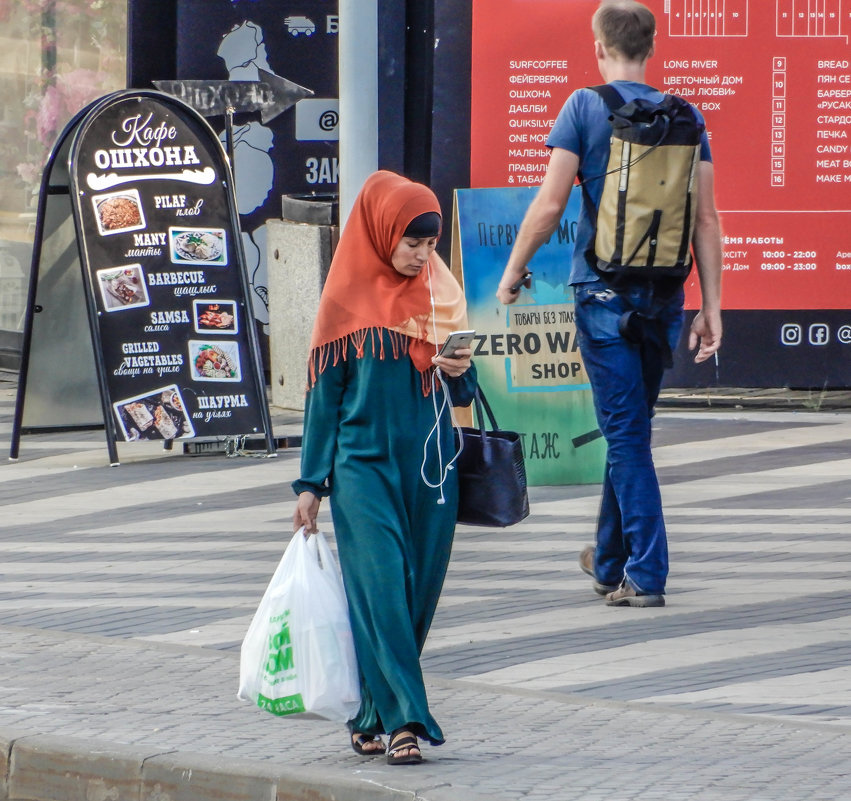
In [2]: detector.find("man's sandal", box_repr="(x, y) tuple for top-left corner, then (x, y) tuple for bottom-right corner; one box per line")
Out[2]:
(386, 728), (422, 765)
(350, 732), (385, 756)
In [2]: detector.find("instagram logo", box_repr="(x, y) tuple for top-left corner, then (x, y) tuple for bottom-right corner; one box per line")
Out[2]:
(780, 324), (801, 346)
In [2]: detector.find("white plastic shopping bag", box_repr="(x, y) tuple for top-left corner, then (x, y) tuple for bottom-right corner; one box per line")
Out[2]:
(238, 528), (361, 722)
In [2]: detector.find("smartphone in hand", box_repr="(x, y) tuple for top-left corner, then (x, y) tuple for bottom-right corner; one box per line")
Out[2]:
(438, 330), (476, 358)
(509, 271), (532, 293)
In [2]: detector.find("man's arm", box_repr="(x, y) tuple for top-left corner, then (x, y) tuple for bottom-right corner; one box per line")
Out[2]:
(688, 160), (723, 363)
(496, 148), (579, 305)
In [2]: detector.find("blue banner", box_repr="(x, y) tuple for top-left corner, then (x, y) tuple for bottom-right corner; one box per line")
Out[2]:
(455, 186), (604, 485)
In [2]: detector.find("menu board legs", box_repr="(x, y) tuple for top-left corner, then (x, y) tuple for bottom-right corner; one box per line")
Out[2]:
(10, 104), (113, 462)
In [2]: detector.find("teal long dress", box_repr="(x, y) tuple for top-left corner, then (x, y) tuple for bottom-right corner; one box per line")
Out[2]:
(292, 328), (477, 745)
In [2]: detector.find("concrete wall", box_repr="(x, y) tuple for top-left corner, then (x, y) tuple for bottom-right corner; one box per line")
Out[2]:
(266, 219), (337, 411)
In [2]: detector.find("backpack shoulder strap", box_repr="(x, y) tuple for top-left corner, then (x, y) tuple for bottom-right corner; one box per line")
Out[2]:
(588, 84), (625, 113)
(578, 85), (626, 278)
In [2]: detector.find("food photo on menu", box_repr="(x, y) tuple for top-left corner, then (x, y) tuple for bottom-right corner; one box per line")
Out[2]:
(188, 340), (242, 382)
(91, 188), (146, 236)
(96, 265), (150, 311)
(169, 227), (227, 266)
(113, 385), (195, 441)
(193, 300), (238, 334)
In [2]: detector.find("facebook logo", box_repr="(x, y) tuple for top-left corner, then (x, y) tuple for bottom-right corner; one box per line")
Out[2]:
(808, 324), (830, 346)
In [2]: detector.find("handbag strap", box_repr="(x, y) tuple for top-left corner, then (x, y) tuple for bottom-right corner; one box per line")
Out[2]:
(473, 386), (500, 433)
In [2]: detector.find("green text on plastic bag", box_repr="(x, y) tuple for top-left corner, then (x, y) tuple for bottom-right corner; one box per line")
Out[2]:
(256, 692), (305, 716)
(264, 611), (295, 677)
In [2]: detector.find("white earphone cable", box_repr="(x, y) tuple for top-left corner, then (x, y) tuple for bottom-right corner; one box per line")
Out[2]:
(419, 258), (465, 504)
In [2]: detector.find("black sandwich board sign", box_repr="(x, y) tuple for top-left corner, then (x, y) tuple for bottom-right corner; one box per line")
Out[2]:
(10, 90), (276, 465)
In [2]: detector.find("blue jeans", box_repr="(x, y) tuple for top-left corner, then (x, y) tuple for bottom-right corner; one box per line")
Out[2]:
(574, 280), (685, 595)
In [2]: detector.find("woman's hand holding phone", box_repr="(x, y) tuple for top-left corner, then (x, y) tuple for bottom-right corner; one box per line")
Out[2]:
(433, 348), (472, 377)
(433, 330), (474, 377)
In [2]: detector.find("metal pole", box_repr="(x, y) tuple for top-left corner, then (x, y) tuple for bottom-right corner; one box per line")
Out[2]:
(224, 105), (236, 176)
(339, 0), (379, 228)
(404, 0), (434, 184)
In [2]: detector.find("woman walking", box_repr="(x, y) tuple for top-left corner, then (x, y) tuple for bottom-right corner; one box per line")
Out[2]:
(292, 171), (476, 764)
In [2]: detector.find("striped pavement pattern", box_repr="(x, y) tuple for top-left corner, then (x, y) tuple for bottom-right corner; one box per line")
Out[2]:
(2, 374), (850, 733)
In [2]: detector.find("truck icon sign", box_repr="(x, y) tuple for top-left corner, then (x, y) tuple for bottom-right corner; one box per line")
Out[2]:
(285, 16), (316, 36)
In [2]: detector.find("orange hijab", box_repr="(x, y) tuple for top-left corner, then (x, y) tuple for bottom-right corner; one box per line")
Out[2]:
(308, 171), (467, 392)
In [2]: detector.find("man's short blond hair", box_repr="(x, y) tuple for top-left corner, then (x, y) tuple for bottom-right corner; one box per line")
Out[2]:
(592, 1), (656, 62)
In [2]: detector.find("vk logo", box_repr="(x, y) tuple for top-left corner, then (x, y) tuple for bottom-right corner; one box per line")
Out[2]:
(780, 324), (801, 346)
(808, 324), (830, 346)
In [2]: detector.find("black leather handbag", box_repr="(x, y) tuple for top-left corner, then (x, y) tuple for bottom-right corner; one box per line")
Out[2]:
(454, 387), (529, 527)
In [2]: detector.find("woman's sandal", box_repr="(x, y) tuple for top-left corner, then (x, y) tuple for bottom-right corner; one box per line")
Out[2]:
(386, 728), (423, 765)
(350, 732), (386, 756)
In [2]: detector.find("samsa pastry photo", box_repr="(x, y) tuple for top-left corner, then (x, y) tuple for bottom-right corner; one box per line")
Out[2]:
(193, 300), (238, 333)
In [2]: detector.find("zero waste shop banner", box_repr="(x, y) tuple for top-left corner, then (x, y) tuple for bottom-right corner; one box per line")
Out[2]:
(454, 186), (604, 486)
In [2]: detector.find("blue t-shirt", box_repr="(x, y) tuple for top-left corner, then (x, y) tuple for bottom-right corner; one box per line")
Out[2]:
(547, 81), (712, 285)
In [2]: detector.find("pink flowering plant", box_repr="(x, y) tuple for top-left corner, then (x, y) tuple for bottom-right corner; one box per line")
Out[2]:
(14, 0), (126, 197)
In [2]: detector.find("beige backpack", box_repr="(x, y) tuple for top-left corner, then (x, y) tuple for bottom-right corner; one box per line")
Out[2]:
(581, 85), (704, 282)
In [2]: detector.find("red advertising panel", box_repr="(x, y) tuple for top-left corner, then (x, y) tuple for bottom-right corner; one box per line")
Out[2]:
(471, 0), (851, 311)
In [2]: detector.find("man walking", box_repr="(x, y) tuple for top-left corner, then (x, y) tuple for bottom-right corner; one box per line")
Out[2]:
(497, 0), (722, 607)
